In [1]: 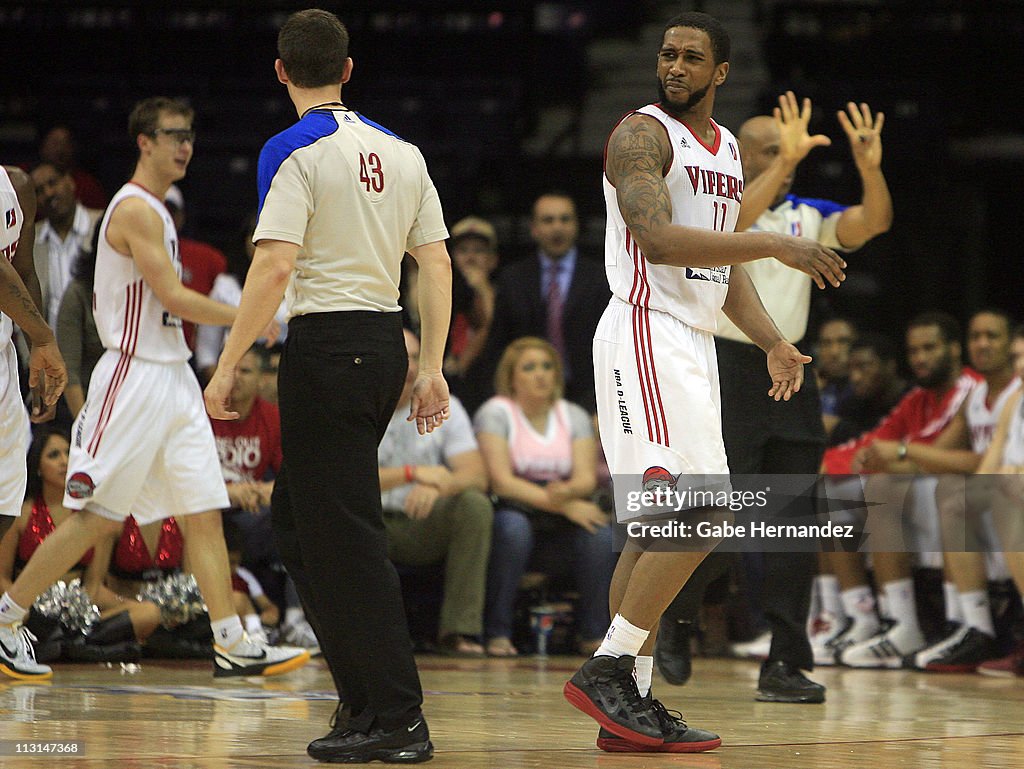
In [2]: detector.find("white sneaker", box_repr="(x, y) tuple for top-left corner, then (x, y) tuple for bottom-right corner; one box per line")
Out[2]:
(809, 612), (846, 666)
(213, 632), (311, 678)
(0, 623), (52, 681)
(282, 618), (321, 655)
(825, 613), (881, 663)
(731, 630), (771, 659)
(838, 619), (925, 669)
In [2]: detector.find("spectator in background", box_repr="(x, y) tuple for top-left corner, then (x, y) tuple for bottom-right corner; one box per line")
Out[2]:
(828, 333), (909, 446)
(475, 337), (615, 657)
(815, 317), (858, 437)
(56, 226), (104, 419)
(444, 217), (498, 384)
(163, 184), (227, 353)
(465, 192), (609, 415)
(31, 162), (102, 330)
(196, 212), (288, 381)
(260, 344), (283, 406)
(38, 126), (107, 209)
(379, 330), (492, 656)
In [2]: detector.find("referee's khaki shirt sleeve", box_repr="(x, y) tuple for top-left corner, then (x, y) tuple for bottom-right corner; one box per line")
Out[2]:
(253, 155), (313, 247)
(405, 149), (449, 250)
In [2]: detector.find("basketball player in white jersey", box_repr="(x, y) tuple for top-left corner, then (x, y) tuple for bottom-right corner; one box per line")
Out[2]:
(976, 383), (1024, 676)
(562, 12), (846, 752)
(0, 165), (67, 548)
(865, 309), (1019, 671)
(0, 99), (309, 681)
(205, 10), (451, 764)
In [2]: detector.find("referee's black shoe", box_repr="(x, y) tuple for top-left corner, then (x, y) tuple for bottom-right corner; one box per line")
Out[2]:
(307, 718), (433, 764)
(755, 660), (825, 703)
(655, 618), (693, 686)
(564, 655), (664, 746)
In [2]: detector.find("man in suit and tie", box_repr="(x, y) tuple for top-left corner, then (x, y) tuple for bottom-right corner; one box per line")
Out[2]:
(466, 192), (609, 415)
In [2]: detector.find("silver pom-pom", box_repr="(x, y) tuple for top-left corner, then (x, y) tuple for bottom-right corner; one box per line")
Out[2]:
(136, 572), (207, 627)
(33, 579), (100, 634)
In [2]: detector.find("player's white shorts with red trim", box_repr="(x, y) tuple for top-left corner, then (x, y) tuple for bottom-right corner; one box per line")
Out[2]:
(0, 343), (29, 518)
(65, 350), (228, 523)
(594, 299), (729, 522)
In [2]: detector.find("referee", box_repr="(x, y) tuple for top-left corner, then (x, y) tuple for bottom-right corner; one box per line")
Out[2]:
(206, 10), (451, 763)
(656, 92), (892, 702)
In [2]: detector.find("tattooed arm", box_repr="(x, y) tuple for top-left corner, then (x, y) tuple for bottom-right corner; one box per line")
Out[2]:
(1, 168), (51, 344)
(1, 167), (67, 413)
(606, 115), (846, 288)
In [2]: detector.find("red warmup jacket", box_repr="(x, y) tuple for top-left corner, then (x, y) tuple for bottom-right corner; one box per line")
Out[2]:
(822, 370), (981, 475)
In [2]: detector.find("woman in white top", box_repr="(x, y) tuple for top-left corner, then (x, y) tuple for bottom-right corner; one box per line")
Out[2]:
(475, 337), (616, 656)
(194, 212), (288, 380)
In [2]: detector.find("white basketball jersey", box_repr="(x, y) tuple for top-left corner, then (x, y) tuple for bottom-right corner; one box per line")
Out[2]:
(966, 378), (1022, 453)
(0, 168), (24, 348)
(603, 105), (743, 332)
(95, 183), (190, 363)
(1002, 395), (1024, 466)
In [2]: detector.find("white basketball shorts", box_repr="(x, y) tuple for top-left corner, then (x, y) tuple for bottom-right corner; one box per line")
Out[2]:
(65, 351), (229, 523)
(594, 299), (730, 522)
(0, 343), (29, 518)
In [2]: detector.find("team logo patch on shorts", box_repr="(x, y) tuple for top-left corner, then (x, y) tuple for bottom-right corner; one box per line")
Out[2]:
(642, 466), (679, 493)
(66, 472), (96, 499)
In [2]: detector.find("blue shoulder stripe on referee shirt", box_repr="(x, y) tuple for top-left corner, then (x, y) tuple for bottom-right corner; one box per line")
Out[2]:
(785, 194), (847, 218)
(257, 112), (339, 217)
(356, 113), (404, 141)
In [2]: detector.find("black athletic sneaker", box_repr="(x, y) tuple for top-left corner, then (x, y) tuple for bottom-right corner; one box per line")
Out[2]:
(307, 718), (433, 764)
(654, 618), (693, 686)
(755, 660), (825, 703)
(563, 655), (663, 747)
(596, 694), (721, 753)
(908, 624), (999, 673)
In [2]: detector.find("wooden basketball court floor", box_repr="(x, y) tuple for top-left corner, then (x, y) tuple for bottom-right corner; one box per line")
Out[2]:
(1, 654), (1021, 768)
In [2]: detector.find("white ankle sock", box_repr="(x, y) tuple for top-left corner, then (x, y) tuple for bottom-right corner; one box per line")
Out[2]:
(840, 585), (875, 621)
(959, 590), (995, 637)
(816, 575), (843, 618)
(882, 579), (919, 632)
(285, 606), (304, 626)
(0, 593), (27, 626)
(633, 655), (654, 697)
(594, 614), (649, 659)
(211, 616), (245, 648)
(243, 614), (263, 634)
(943, 582), (964, 623)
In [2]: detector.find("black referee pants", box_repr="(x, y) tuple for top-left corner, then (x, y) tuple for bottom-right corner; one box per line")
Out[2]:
(271, 310), (422, 732)
(664, 337), (824, 670)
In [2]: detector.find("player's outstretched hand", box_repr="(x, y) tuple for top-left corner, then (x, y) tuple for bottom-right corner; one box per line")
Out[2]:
(773, 235), (847, 290)
(408, 370), (450, 435)
(204, 365), (239, 420)
(767, 341), (812, 402)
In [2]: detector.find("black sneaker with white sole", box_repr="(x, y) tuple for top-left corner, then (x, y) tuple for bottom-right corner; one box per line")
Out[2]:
(307, 718), (433, 764)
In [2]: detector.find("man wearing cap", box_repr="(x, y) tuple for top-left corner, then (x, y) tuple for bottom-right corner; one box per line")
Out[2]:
(445, 216), (499, 385)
